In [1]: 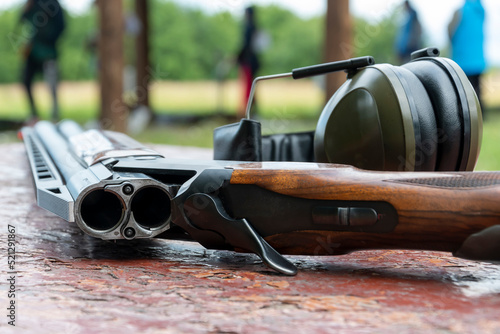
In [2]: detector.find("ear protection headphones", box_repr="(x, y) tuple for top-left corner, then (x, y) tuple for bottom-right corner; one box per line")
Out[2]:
(214, 48), (482, 172)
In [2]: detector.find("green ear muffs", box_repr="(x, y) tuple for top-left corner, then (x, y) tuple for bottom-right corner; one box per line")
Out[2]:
(314, 55), (482, 171)
(213, 49), (482, 172)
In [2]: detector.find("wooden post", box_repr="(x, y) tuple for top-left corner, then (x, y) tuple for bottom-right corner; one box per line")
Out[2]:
(97, 0), (126, 132)
(324, 0), (352, 100)
(135, 0), (151, 111)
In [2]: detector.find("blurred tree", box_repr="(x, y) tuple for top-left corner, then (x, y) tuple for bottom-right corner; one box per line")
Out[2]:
(2, 9), (30, 83)
(351, 13), (399, 65)
(150, 1), (239, 80)
(325, 0), (351, 98)
(257, 5), (323, 75)
(0, 1), (401, 83)
(57, 11), (97, 81)
(135, 0), (151, 110)
(97, 0), (126, 132)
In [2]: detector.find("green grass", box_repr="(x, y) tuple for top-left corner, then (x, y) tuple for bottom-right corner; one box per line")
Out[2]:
(133, 117), (319, 148)
(0, 79), (324, 119)
(135, 119), (228, 148)
(475, 112), (500, 171)
(0, 82), (99, 122)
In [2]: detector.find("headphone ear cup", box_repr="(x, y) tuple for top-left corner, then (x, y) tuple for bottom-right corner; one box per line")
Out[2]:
(314, 57), (482, 172)
(314, 64), (438, 171)
(313, 80), (387, 170)
(390, 66), (439, 171)
(403, 58), (482, 171)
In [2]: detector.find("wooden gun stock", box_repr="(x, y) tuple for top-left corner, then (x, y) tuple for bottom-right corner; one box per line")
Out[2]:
(228, 163), (500, 260)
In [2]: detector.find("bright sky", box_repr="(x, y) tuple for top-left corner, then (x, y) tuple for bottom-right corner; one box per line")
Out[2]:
(2, 0), (500, 65)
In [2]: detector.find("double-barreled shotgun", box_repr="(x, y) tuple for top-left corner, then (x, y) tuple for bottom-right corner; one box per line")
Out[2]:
(21, 119), (500, 275)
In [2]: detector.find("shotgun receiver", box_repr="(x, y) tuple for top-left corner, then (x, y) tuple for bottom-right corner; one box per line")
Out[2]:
(22, 120), (500, 275)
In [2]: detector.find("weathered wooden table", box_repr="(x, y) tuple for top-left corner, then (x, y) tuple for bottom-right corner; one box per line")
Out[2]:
(1, 142), (500, 333)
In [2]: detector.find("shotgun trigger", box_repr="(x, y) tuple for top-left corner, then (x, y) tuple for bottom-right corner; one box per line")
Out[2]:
(183, 193), (298, 276)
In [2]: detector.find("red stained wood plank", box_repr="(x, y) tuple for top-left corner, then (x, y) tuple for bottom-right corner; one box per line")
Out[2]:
(1, 143), (499, 333)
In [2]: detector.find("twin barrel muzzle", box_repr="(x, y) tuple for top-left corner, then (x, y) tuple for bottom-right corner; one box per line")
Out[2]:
(76, 180), (174, 240)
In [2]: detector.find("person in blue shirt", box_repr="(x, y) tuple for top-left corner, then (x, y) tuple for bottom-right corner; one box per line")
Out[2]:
(448, 0), (486, 110)
(395, 1), (422, 64)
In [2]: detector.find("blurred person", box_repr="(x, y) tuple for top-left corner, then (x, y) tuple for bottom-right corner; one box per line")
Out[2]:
(236, 6), (260, 119)
(448, 0), (486, 111)
(20, 0), (65, 123)
(395, 0), (422, 64)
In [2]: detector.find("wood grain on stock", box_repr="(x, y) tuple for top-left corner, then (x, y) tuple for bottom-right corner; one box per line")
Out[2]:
(229, 163), (500, 255)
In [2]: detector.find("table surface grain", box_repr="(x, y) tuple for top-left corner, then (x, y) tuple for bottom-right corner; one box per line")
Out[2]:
(1, 142), (500, 334)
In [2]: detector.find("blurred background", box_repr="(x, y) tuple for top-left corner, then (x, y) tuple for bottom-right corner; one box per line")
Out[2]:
(1, 0), (499, 169)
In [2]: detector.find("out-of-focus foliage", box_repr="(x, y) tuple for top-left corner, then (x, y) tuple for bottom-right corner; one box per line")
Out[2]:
(0, 0), (402, 83)
(351, 14), (399, 65)
(149, 1), (240, 80)
(0, 9), (26, 83)
(256, 5), (323, 74)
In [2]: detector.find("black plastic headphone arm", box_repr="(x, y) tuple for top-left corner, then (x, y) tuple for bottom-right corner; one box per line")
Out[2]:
(291, 56), (375, 80)
(411, 47), (440, 60)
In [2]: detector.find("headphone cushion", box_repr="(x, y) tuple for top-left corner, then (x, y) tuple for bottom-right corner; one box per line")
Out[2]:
(403, 60), (464, 171)
(393, 67), (438, 171)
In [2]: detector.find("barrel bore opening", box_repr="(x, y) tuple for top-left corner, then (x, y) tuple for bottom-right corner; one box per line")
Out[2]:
(131, 187), (171, 229)
(80, 189), (124, 231)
